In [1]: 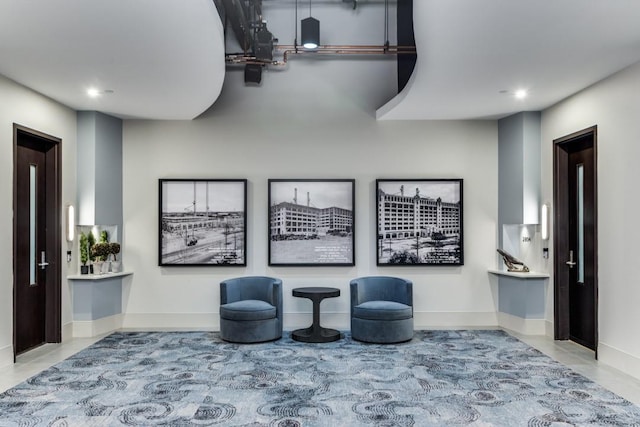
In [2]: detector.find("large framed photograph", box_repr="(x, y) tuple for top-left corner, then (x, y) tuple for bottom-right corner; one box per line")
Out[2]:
(269, 179), (355, 266)
(376, 179), (463, 266)
(159, 179), (247, 266)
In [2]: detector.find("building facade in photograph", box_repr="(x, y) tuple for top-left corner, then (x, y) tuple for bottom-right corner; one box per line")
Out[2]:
(377, 188), (460, 239)
(270, 202), (353, 238)
(161, 212), (244, 235)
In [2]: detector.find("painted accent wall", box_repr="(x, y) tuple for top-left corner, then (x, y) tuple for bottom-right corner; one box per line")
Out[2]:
(121, 61), (499, 331)
(77, 111), (123, 227)
(0, 74), (77, 367)
(541, 60), (640, 379)
(72, 112), (125, 335)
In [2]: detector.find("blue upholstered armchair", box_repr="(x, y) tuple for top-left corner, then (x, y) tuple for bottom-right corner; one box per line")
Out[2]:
(350, 276), (414, 343)
(219, 276), (283, 343)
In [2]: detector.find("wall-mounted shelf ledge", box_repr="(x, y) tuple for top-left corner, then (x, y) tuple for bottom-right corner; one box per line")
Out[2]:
(488, 269), (549, 279)
(67, 271), (133, 281)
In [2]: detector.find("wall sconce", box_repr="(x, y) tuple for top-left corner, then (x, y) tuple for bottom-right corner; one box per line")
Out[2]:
(66, 204), (75, 242)
(541, 203), (549, 241)
(541, 203), (549, 259)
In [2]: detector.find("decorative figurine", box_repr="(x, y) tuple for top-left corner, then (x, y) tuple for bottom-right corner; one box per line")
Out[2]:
(497, 249), (530, 272)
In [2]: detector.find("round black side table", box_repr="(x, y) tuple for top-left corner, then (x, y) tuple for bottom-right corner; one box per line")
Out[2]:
(291, 287), (341, 343)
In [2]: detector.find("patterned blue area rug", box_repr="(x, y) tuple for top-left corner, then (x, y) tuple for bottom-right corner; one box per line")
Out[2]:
(1, 330), (639, 426)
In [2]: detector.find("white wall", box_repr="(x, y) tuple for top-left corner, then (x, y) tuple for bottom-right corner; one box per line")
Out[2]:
(541, 60), (640, 379)
(122, 60), (499, 330)
(0, 74), (77, 367)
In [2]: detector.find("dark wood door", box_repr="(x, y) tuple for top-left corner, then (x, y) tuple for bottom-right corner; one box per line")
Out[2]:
(14, 125), (61, 357)
(554, 127), (598, 352)
(567, 142), (596, 349)
(15, 143), (47, 353)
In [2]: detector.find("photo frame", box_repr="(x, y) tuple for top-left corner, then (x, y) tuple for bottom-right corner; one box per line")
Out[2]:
(269, 179), (355, 266)
(376, 179), (463, 266)
(159, 179), (247, 266)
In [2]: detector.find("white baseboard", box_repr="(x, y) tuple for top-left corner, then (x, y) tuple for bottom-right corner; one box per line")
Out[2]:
(73, 314), (123, 338)
(289, 311), (500, 331)
(121, 311), (503, 332)
(123, 312), (348, 331)
(122, 313), (218, 330)
(497, 312), (546, 335)
(0, 344), (13, 368)
(545, 320), (554, 339)
(598, 342), (640, 381)
(62, 322), (74, 342)
(414, 311), (498, 329)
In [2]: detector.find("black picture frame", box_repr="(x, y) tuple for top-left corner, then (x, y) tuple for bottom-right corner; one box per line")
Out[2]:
(159, 179), (247, 266)
(376, 179), (463, 266)
(268, 179), (355, 266)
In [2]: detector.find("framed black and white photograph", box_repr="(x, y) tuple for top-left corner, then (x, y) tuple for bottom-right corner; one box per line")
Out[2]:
(159, 179), (247, 266)
(269, 179), (355, 266)
(376, 179), (463, 266)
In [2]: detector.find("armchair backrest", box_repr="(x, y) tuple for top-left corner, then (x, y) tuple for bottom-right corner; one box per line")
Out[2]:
(350, 276), (413, 307)
(220, 276), (283, 310)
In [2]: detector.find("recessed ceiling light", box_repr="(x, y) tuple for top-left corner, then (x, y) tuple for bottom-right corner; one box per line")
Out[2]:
(87, 88), (114, 98)
(514, 89), (528, 99)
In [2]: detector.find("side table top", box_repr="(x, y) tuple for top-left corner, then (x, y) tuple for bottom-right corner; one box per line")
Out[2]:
(292, 287), (340, 298)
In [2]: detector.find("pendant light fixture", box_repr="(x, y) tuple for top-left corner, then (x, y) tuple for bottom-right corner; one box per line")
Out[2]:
(301, 1), (319, 49)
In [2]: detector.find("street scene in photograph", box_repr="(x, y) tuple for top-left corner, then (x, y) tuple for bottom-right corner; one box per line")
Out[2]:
(160, 180), (245, 265)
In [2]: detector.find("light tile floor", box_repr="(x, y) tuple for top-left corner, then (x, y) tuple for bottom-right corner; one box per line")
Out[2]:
(510, 331), (640, 406)
(1, 329), (639, 406)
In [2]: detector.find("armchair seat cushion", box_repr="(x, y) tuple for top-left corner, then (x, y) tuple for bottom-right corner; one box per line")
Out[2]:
(220, 300), (276, 321)
(353, 300), (412, 321)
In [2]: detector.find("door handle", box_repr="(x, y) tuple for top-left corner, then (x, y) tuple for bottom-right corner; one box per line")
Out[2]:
(566, 250), (576, 268)
(37, 251), (49, 269)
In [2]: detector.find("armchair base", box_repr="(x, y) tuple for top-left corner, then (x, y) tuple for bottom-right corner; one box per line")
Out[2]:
(351, 317), (413, 344)
(220, 318), (281, 343)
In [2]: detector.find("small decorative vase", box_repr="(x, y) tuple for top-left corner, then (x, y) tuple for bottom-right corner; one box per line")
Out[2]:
(93, 261), (104, 275)
(80, 265), (89, 275)
(101, 261), (111, 274)
(111, 260), (121, 273)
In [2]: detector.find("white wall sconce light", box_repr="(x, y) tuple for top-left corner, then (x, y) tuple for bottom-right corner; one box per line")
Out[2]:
(541, 203), (549, 258)
(66, 204), (75, 242)
(541, 203), (549, 241)
(66, 204), (75, 263)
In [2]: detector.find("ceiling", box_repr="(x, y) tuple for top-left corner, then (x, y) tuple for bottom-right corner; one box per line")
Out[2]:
(1, 1), (640, 121)
(378, 0), (640, 120)
(0, 0), (225, 120)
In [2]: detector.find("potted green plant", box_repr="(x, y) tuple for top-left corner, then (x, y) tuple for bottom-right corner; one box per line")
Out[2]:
(79, 232), (89, 274)
(91, 242), (110, 274)
(98, 230), (110, 273)
(87, 231), (96, 273)
(109, 242), (121, 272)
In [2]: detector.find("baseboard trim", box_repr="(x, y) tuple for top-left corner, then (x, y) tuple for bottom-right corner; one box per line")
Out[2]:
(73, 314), (123, 338)
(497, 312), (546, 335)
(598, 342), (640, 381)
(62, 322), (73, 342)
(0, 344), (13, 368)
(414, 311), (498, 329)
(122, 313), (218, 330)
(545, 320), (554, 339)
(121, 312), (501, 332)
